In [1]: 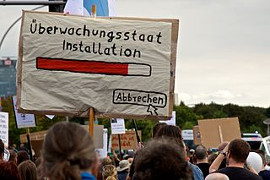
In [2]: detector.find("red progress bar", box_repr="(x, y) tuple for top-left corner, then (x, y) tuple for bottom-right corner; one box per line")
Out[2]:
(36, 57), (128, 75)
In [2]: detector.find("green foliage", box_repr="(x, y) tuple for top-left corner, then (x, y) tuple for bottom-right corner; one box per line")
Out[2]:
(1, 95), (269, 145)
(182, 121), (194, 129)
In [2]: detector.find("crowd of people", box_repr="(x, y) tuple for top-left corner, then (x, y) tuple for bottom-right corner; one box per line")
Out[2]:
(0, 122), (269, 180)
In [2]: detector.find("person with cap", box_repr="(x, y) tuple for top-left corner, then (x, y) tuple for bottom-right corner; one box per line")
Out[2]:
(117, 160), (130, 180)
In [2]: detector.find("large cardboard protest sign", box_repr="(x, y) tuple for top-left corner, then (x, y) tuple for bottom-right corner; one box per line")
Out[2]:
(198, 117), (241, 149)
(17, 11), (179, 120)
(111, 130), (141, 150)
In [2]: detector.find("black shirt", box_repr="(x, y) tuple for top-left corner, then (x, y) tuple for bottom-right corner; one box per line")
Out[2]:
(217, 167), (262, 180)
(196, 162), (210, 178)
(259, 170), (270, 180)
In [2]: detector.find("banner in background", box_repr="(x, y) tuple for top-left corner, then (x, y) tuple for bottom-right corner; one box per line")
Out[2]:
(160, 111), (176, 125)
(0, 112), (8, 147)
(111, 130), (141, 150)
(12, 96), (36, 128)
(64, 0), (116, 16)
(96, 128), (108, 158)
(111, 118), (125, 134)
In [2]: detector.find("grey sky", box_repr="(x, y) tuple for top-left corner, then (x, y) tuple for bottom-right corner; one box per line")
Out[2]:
(1, 0), (270, 107)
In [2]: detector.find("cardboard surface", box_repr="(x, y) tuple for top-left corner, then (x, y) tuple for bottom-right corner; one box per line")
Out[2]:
(198, 117), (241, 149)
(17, 11), (179, 120)
(82, 125), (104, 149)
(111, 130), (141, 150)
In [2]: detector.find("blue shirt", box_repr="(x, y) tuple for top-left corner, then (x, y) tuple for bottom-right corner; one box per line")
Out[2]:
(81, 172), (96, 180)
(188, 162), (204, 180)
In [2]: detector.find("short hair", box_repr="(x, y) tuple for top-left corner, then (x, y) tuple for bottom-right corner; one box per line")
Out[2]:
(256, 150), (267, 166)
(134, 139), (193, 180)
(42, 122), (96, 180)
(0, 161), (21, 180)
(8, 149), (17, 163)
(152, 123), (167, 138)
(195, 145), (208, 160)
(205, 173), (229, 180)
(102, 165), (117, 180)
(18, 160), (37, 180)
(155, 125), (184, 148)
(17, 150), (30, 165)
(228, 139), (250, 163)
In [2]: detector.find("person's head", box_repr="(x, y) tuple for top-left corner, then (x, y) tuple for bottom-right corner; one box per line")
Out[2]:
(17, 150), (29, 165)
(208, 153), (218, 165)
(102, 157), (113, 166)
(0, 161), (21, 180)
(8, 149), (17, 164)
(155, 125), (184, 148)
(42, 122), (96, 180)
(0, 139), (4, 160)
(227, 139), (250, 164)
(256, 150), (267, 167)
(117, 160), (130, 172)
(152, 123), (167, 138)
(103, 165), (117, 180)
(205, 173), (229, 180)
(18, 160), (37, 180)
(195, 145), (208, 161)
(218, 142), (229, 152)
(134, 139), (193, 180)
(246, 152), (263, 173)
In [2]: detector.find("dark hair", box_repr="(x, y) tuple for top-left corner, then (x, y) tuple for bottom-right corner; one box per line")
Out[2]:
(152, 123), (167, 138)
(18, 160), (37, 180)
(228, 139), (250, 163)
(9, 149), (17, 164)
(17, 150), (30, 166)
(208, 153), (218, 165)
(42, 122), (96, 180)
(0, 139), (4, 159)
(134, 139), (193, 180)
(0, 161), (21, 180)
(256, 150), (266, 166)
(195, 145), (208, 160)
(155, 125), (184, 148)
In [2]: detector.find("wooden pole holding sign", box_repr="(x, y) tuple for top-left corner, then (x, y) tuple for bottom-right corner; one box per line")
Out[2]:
(88, 5), (97, 138)
(89, 108), (95, 137)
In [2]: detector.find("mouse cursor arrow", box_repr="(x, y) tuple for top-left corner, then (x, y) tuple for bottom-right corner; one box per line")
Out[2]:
(147, 104), (158, 115)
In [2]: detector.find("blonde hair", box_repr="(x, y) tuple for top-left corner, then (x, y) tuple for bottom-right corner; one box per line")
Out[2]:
(42, 122), (95, 180)
(103, 165), (117, 180)
(18, 160), (37, 180)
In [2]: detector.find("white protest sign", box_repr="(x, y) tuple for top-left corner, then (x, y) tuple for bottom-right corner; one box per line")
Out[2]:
(111, 118), (125, 134)
(159, 111), (176, 126)
(96, 128), (108, 159)
(17, 11), (179, 120)
(0, 112), (9, 147)
(12, 96), (36, 128)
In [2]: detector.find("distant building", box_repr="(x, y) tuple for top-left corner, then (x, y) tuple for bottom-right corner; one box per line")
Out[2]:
(0, 57), (17, 97)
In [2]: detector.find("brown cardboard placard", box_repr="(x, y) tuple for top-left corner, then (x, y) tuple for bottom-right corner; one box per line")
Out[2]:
(111, 130), (141, 150)
(198, 117), (241, 149)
